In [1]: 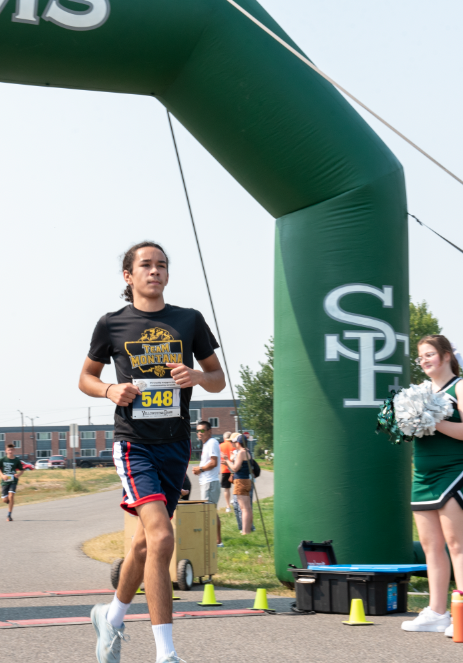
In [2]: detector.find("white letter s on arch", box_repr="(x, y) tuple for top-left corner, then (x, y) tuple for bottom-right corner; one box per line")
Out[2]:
(43, 0), (110, 31)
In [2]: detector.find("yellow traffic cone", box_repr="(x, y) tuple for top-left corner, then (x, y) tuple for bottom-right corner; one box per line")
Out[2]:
(342, 598), (374, 625)
(197, 583), (223, 606)
(172, 583), (181, 601)
(250, 588), (275, 612)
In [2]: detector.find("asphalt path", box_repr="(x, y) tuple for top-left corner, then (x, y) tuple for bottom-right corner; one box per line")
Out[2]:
(0, 466), (274, 593)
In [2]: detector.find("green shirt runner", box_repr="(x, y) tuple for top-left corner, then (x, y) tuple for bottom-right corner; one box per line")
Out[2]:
(0, 456), (23, 485)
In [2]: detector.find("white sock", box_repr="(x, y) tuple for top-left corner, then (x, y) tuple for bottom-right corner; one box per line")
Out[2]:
(152, 624), (176, 660)
(107, 593), (131, 628)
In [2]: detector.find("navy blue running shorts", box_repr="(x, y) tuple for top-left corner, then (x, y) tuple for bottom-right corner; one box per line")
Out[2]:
(113, 440), (191, 518)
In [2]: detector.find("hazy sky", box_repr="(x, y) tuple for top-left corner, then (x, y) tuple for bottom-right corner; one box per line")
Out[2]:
(0, 0), (461, 429)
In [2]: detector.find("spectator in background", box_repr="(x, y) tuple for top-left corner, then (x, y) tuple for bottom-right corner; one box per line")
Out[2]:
(222, 434), (253, 535)
(192, 421), (223, 546)
(219, 431), (234, 512)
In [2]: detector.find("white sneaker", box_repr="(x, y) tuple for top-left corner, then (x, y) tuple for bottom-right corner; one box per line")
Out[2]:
(401, 606), (450, 632)
(225, 508), (230, 513)
(217, 542), (224, 548)
(445, 623), (453, 638)
(156, 654), (186, 663)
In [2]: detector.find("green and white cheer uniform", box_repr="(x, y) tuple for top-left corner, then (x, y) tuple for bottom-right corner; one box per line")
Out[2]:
(412, 377), (463, 511)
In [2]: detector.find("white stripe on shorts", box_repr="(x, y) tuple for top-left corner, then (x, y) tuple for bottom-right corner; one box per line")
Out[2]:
(113, 442), (135, 504)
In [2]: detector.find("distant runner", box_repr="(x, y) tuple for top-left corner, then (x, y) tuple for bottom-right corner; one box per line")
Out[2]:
(79, 241), (225, 663)
(0, 443), (24, 522)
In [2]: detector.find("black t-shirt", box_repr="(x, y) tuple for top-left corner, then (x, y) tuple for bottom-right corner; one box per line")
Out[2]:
(88, 304), (219, 444)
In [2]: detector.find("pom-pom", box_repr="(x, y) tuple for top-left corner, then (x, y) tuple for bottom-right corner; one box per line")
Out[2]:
(376, 382), (453, 444)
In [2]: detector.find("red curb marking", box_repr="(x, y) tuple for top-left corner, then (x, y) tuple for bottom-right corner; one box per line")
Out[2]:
(0, 610), (266, 628)
(48, 590), (114, 596)
(0, 590), (114, 600)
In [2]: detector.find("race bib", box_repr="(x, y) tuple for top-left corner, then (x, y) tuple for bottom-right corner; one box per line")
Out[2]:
(4, 474), (14, 482)
(132, 378), (181, 420)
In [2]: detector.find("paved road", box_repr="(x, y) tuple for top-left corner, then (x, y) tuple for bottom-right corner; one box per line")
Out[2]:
(0, 466), (274, 593)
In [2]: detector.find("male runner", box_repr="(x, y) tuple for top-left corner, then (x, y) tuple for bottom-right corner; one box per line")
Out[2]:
(79, 241), (225, 663)
(0, 443), (24, 521)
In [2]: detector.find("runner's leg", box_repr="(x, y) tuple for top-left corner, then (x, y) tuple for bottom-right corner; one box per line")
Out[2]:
(8, 490), (14, 514)
(224, 486), (230, 509)
(107, 516), (146, 627)
(137, 500), (176, 659)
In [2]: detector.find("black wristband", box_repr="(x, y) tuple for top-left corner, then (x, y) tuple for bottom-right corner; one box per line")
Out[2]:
(105, 384), (114, 398)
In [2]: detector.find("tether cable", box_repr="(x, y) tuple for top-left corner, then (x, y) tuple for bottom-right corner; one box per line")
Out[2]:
(226, 0), (463, 188)
(408, 213), (463, 255)
(166, 111), (272, 556)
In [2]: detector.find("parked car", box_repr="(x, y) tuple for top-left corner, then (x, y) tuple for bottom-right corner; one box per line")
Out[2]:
(48, 455), (67, 470)
(20, 460), (35, 471)
(75, 449), (113, 469)
(35, 458), (49, 470)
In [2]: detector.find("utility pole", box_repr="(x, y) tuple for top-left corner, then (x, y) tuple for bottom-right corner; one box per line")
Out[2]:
(26, 416), (38, 461)
(70, 424), (79, 480)
(17, 410), (24, 458)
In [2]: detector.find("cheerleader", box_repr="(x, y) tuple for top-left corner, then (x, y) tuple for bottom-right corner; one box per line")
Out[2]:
(402, 335), (463, 635)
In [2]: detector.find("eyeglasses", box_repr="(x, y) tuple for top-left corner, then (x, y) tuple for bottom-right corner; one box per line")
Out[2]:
(414, 352), (438, 365)
(197, 429), (208, 433)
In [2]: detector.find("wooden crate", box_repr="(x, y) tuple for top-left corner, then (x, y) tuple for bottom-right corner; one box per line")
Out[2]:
(124, 500), (217, 583)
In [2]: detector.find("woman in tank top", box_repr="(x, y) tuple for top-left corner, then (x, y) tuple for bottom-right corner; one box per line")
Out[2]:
(222, 434), (253, 535)
(402, 335), (463, 635)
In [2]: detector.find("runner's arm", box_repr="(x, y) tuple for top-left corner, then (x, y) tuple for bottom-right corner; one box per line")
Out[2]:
(78, 357), (141, 406)
(15, 468), (24, 480)
(167, 353), (225, 393)
(435, 380), (463, 440)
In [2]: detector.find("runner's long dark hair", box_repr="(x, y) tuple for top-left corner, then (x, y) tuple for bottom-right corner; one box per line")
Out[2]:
(121, 241), (169, 303)
(418, 334), (460, 376)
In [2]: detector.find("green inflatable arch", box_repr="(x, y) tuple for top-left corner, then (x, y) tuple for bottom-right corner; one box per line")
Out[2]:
(0, 0), (412, 580)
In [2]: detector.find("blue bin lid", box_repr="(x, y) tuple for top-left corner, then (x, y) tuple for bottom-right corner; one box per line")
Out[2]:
(306, 564), (427, 573)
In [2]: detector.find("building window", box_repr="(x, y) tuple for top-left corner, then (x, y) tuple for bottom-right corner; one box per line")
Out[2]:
(37, 432), (52, 441)
(59, 432), (67, 441)
(189, 409), (201, 423)
(12, 440), (21, 449)
(59, 449), (68, 458)
(105, 431), (113, 449)
(0, 434), (4, 442)
(81, 431), (96, 439)
(209, 417), (219, 428)
(81, 448), (96, 457)
(36, 450), (51, 458)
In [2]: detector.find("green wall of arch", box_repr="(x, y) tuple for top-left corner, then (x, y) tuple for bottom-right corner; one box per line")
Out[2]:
(0, 0), (412, 580)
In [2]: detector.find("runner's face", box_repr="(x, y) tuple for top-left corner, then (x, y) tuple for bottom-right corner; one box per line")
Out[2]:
(5, 448), (14, 458)
(418, 343), (448, 377)
(124, 247), (169, 300)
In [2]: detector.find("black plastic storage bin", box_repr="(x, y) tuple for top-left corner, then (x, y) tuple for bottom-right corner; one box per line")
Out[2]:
(289, 540), (425, 616)
(289, 567), (410, 615)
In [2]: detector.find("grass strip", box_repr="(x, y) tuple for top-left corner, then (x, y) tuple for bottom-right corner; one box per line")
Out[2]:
(0, 467), (120, 508)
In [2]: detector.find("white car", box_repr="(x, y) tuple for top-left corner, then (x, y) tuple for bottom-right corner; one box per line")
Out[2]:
(35, 458), (49, 470)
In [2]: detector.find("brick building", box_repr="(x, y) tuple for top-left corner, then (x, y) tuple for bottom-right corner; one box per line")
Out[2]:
(0, 399), (242, 461)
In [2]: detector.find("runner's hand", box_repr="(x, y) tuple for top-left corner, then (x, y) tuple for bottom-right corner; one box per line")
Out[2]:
(167, 363), (202, 388)
(107, 383), (141, 407)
